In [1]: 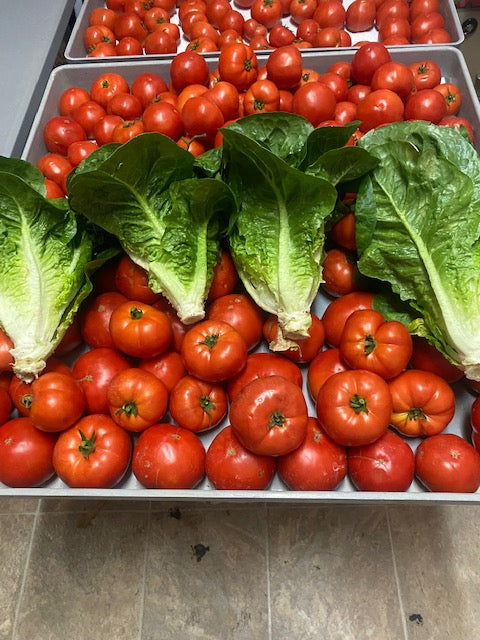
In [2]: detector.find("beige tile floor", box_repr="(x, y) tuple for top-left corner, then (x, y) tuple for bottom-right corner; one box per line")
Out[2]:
(0, 498), (479, 640)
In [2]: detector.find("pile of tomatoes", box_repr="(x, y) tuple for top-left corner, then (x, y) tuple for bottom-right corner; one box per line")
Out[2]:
(81, 0), (453, 58)
(36, 42), (474, 197)
(1, 237), (480, 494)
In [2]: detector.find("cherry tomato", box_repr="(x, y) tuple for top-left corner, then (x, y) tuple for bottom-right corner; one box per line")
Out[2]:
(169, 374), (227, 433)
(307, 347), (350, 402)
(415, 434), (480, 492)
(409, 336), (463, 383)
(53, 414), (132, 488)
(132, 423), (206, 488)
(321, 291), (375, 348)
(29, 372), (86, 433)
(316, 369), (393, 446)
(347, 429), (415, 491)
(206, 293), (264, 352)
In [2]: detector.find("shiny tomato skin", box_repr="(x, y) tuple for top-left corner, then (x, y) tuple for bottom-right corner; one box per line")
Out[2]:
(350, 42), (392, 85)
(263, 313), (325, 364)
(29, 372), (86, 433)
(90, 73), (130, 108)
(316, 369), (393, 446)
(207, 250), (239, 301)
(409, 336), (463, 383)
(371, 61), (415, 102)
(322, 248), (359, 297)
(114, 254), (161, 304)
(181, 95), (225, 142)
(404, 88), (447, 124)
(0, 388), (12, 426)
(142, 101), (184, 140)
(138, 349), (186, 393)
(170, 50), (210, 93)
(93, 114), (123, 146)
(132, 423), (206, 488)
(357, 89), (405, 132)
(321, 291), (374, 348)
(0, 329), (14, 372)
(226, 352), (303, 402)
(251, 0), (283, 29)
(112, 119), (145, 143)
(53, 414), (132, 488)
(206, 425), (276, 490)
(131, 72), (169, 109)
(277, 417), (347, 490)
(434, 82), (461, 116)
(218, 43), (258, 91)
(116, 36), (144, 56)
(72, 347), (131, 415)
(347, 429), (415, 491)
(44, 178), (65, 199)
(43, 116), (86, 156)
(67, 140), (99, 167)
(58, 86), (91, 117)
(106, 92), (143, 119)
(72, 100), (107, 138)
(169, 374), (228, 432)
(0, 417), (56, 487)
(307, 347), (350, 403)
(206, 293), (264, 352)
(292, 82), (337, 127)
(266, 44), (302, 90)
(243, 79), (280, 115)
(80, 291), (128, 349)
(346, 0), (376, 31)
(439, 116), (475, 144)
(415, 434), (480, 492)
(408, 59), (442, 91)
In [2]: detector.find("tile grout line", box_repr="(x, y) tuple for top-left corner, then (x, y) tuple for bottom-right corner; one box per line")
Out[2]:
(11, 499), (42, 640)
(265, 503), (273, 640)
(386, 508), (410, 640)
(137, 501), (153, 640)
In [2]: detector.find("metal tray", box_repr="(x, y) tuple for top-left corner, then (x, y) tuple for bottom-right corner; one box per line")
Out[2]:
(64, 0), (465, 63)
(17, 48), (480, 502)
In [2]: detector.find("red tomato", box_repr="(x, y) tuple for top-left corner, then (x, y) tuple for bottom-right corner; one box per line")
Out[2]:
(316, 369), (393, 446)
(107, 367), (168, 432)
(205, 0), (230, 25)
(54, 317), (83, 356)
(43, 116), (86, 156)
(375, 0), (409, 26)
(131, 72), (169, 109)
(408, 59), (442, 91)
(0, 417), (56, 487)
(313, 0), (346, 28)
(109, 300), (173, 359)
(218, 43), (259, 91)
(84, 24), (116, 51)
(330, 209), (357, 250)
(170, 50), (210, 93)
(409, 336), (463, 383)
(470, 395), (480, 450)
(114, 11), (148, 41)
(80, 291), (128, 349)
(37, 153), (73, 188)
(268, 24), (295, 47)
(318, 72), (349, 103)
(72, 100), (107, 138)
(434, 82), (461, 116)
(289, 0), (317, 23)
(243, 79), (280, 114)
(132, 423), (206, 488)
(116, 36), (144, 56)
(415, 434), (480, 492)
(277, 417), (347, 490)
(114, 254), (161, 304)
(439, 116), (475, 144)
(0, 387), (12, 426)
(307, 347), (350, 402)
(378, 16), (412, 42)
(181, 319), (248, 382)
(404, 88), (447, 124)
(347, 429), (415, 491)
(371, 61), (415, 102)
(410, 11), (444, 42)
(230, 375), (308, 456)
(206, 293), (264, 351)
(112, 119), (145, 143)
(206, 81), (240, 122)
(53, 414), (132, 488)
(357, 89), (405, 132)
(350, 42), (392, 85)
(67, 140), (99, 167)
(152, 296), (189, 352)
(87, 41), (118, 57)
(93, 114), (124, 146)
(29, 372), (86, 433)
(321, 291), (375, 348)
(58, 86), (91, 117)
(182, 95), (225, 142)
(145, 29), (178, 54)
(295, 17), (320, 43)
(416, 27), (451, 44)
(90, 73), (130, 108)
(169, 374), (227, 432)
(142, 101), (184, 139)
(410, 0), (439, 19)
(107, 92), (143, 120)
(0, 328), (13, 373)
(72, 347), (131, 415)
(265, 44), (302, 90)
(347, 83), (371, 105)
(206, 425), (276, 490)
(263, 313), (325, 364)
(44, 178), (65, 199)
(339, 309), (412, 379)
(292, 82), (337, 126)
(346, 0), (376, 31)
(251, 0), (283, 28)
(138, 349), (186, 393)
(207, 250), (238, 301)
(322, 248), (358, 297)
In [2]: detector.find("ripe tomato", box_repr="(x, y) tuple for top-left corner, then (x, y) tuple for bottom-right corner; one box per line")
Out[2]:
(322, 248), (358, 297)
(243, 79), (280, 114)
(115, 254), (161, 304)
(316, 369), (393, 446)
(357, 89), (405, 132)
(72, 347), (131, 415)
(205, 0), (230, 25)
(330, 209), (357, 250)
(169, 374), (227, 432)
(114, 11), (148, 41)
(138, 349), (186, 393)
(37, 153), (73, 188)
(410, 11), (445, 42)
(44, 178), (65, 199)
(206, 293), (264, 352)
(67, 140), (99, 166)
(251, 0), (283, 28)
(206, 81), (240, 121)
(263, 312), (325, 363)
(268, 24), (295, 47)
(142, 101), (184, 139)
(218, 43), (258, 91)
(265, 44), (302, 90)
(404, 88), (447, 124)
(83, 24), (116, 51)
(145, 29), (178, 54)
(181, 319), (248, 382)
(230, 375), (308, 456)
(350, 42), (392, 85)
(107, 92), (143, 120)
(132, 423), (206, 488)
(370, 61), (415, 102)
(107, 367), (168, 432)
(292, 82), (337, 127)
(80, 291), (128, 349)
(434, 82), (461, 116)
(408, 59), (442, 90)
(131, 72), (169, 109)
(58, 86), (91, 117)
(346, 0), (376, 31)
(170, 50), (210, 93)
(319, 72), (349, 103)
(53, 414), (132, 488)
(415, 434), (480, 492)
(88, 41), (118, 57)
(109, 300), (173, 358)
(277, 417), (347, 490)
(307, 347), (350, 402)
(72, 100), (108, 139)
(29, 372), (86, 433)
(93, 114), (124, 145)
(339, 309), (412, 379)
(0, 417), (56, 487)
(289, 0), (317, 23)
(439, 115), (475, 144)
(90, 73), (130, 108)
(182, 95), (225, 142)
(0, 387), (12, 426)
(0, 329), (13, 372)
(409, 336), (463, 383)
(347, 429), (415, 491)
(470, 395), (480, 450)
(313, 0), (346, 28)
(43, 116), (86, 156)
(116, 36), (144, 56)
(207, 251), (238, 302)
(206, 425), (276, 490)
(321, 291), (375, 348)
(112, 119), (145, 143)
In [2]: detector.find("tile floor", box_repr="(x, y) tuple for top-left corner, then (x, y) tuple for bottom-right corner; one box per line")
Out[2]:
(0, 497), (479, 639)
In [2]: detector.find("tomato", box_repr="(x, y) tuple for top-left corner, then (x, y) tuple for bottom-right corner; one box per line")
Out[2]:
(37, 153), (73, 190)
(218, 28), (244, 47)
(138, 349), (186, 392)
(318, 72), (349, 103)
(230, 375), (308, 456)
(268, 24), (295, 47)
(347, 83), (371, 105)
(0, 417), (56, 487)
(347, 429), (415, 491)
(114, 11), (148, 41)
(169, 374), (227, 433)
(66, 139), (98, 167)
(93, 114), (124, 146)
(106, 367), (168, 432)
(143, 5), (170, 30)
(53, 414), (132, 488)
(251, 0), (283, 28)
(321, 291), (374, 348)
(218, 43), (258, 91)
(439, 115), (475, 144)
(278, 88), (294, 112)
(263, 312), (325, 363)
(109, 300), (173, 359)
(142, 101), (184, 139)
(80, 291), (127, 349)
(313, 0), (346, 28)
(181, 319), (247, 382)
(151, 296), (189, 352)
(345, 0), (376, 31)
(470, 395), (480, 450)
(434, 82), (461, 116)
(378, 17), (412, 42)
(131, 72), (169, 109)
(205, 0), (230, 25)
(84, 24), (116, 51)
(404, 88), (447, 124)
(29, 372), (86, 433)
(248, 34), (271, 50)
(0, 329), (13, 373)
(311, 27), (351, 48)
(72, 347), (131, 415)
(176, 135), (207, 156)
(265, 45), (302, 91)
(307, 347), (350, 402)
(410, 11), (444, 43)
(370, 61), (415, 102)
(316, 369), (393, 446)
(289, 0), (317, 23)
(87, 41), (118, 57)
(409, 336), (463, 383)
(44, 178), (65, 199)
(43, 116), (86, 155)
(277, 417), (347, 490)
(106, 93), (143, 120)
(243, 17), (268, 40)
(295, 18), (320, 43)
(116, 36), (144, 56)
(219, 8), (245, 34)
(415, 27), (451, 44)
(145, 29), (178, 54)
(409, 0), (439, 19)
(71, 100), (107, 139)
(408, 59), (442, 91)
(181, 95), (225, 142)
(114, 254), (161, 304)
(90, 73), (130, 108)
(350, 42), (392, 85)
(206, 81), (240, 121)
(415, 434), (480, 493)
(206, 425), (276, 490)
(169, 50), (210, 93)
(357, 89), (405, 133)
(132, 423), (206, 488)
(54, 316), (83, 356)
(330, 209), (357, 250)
(321, 248), (358, 297)
(190, 21), (221, 45)
(112, 119), (145, 143)
(292, 82), (336, 126)
(58, 86), (91, 117)
(206, 293), (264, 351)
(243, 79), (280, 115)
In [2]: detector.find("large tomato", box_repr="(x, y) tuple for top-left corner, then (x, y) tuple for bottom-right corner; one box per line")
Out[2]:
(229, 375), (308, 456)
(404, 88), (447, 124)
(169, 374), (228, 432)
(243, 79), (280, 115)
(350, 42), (392, 85)
(181, 319), (248, 382)
(370, 61), (415, 102)
(53, 414), (132, 488)
(218, 43), (258, 91)
(142, 101), (184, 140)
(90, 72), (130, 108)
(357, 89), (405, 132)
(265, 44), (302, 90)
(347, 429), (415, 491)
(43, 116), (86, 156)
(339, 309), (412, 379)
(80, 291), (128, 349)
(29, 372), (86, 433)
(170, 50), (210, 93)
(408, 59), (442, 90)
(226, 352), (303, 401)
(138, 349), (186, 393)
(415, 434), (480, 492)
(0, 417), (56, 487)
(307, 347), (350, 402)
(316, 369), (393, 446)
(106, 367), (169, 432)
(346, 0), (376, 31)
(132, 423), (206, 488)
(109, 300), (173, 358)
(292, 82), (337, 127)
(321, 291), (375, 348)
(409, 336), (463, 383)
(181, 95), (225, 142)
(250, 0), (283, 28)
(206, 425), (276, 490)
(277, 417), (347, 490)
(206, 293), (264, 351)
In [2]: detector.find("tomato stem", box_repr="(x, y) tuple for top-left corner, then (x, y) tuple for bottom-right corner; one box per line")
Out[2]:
(201, 333), (219, 350)
(268, 411), (286, 429)
(349, 394), (368, 414)
(407, 407), (427, 421)
(20, 393), (33, 410)
(363, 334), (376, 355)
(129, 306), (144, 320)
(117, 401), (138, 418)
(78, 429), (96, 459)
(199, 395), (215, 416)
